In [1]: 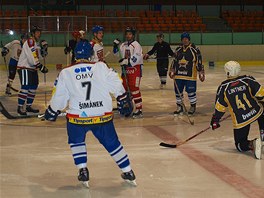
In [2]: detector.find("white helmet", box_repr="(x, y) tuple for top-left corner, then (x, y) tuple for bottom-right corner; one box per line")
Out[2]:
(224, 61), (241, 77)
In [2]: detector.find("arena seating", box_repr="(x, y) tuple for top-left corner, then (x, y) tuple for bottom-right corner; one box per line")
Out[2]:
(0, 9), (207, 33)
(222, 10), (264, 32)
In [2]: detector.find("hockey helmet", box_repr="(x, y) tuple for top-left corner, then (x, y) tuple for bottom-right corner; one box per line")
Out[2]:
(21, 33), (29, 40)
(156, 33), (164, 39)
(92, 25), (104, 33)
(181, 32), (190, 40)
(125, 27), (136, 36)
(224, 61), (241, 77)
(30, 25), (42, 34)
(74, 40), (93, 60)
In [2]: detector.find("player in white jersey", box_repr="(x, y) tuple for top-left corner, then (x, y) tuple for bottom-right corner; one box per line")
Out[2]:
(44, 40), (136, 188)
(1, 33), (29, 95)
(90, 25), (104, 62)
(113, 27), (144, 118)
(17, 26), (48, 115)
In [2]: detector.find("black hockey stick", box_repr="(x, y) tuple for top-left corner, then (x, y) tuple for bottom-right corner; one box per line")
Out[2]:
(0, 101), (39, 119)
(159, 115), (231, 148)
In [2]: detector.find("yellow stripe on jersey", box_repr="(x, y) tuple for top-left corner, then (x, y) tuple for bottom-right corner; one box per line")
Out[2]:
(174, 75), (197, 81)
(255, 86), (264, 98)
(68, 114), (113, 125)
(215, 101), (226, 112)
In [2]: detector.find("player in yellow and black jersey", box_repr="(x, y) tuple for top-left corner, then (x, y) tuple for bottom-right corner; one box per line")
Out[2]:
(169, 32), (205, 115)
(211, 61), (264, 159)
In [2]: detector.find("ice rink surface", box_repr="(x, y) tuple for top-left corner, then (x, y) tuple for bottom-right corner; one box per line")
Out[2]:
(0, 63), (263, 198)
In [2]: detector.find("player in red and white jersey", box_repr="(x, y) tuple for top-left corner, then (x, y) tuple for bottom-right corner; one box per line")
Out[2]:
(90, 25), (104, 62)
(16, 26), (48, 115)
(113, 27), (144, 118)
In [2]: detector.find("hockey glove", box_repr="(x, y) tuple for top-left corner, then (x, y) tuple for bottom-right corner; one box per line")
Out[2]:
(64, 46), (71, 55)
(113, 38), (121, 47)
(44, 105), (61, 121)
(37, 63), (48, 73)
(210, 115), (220, 130)
(143, 54), (149, 60)
(40, 40), (48, 57)
(113, 38), (121, 54)
(117, 92), (133, 117)
(169, 71), (175, 79)
(199, 70), (205, 82)
(119, 58), (129, 66)
(1, 47), (9, 57)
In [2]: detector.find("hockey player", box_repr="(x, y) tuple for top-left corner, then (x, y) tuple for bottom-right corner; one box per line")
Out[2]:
(1, 33), (29, 96)
(90, 25), (104, 62)
(169, 32), (205, 115)
(143, 33), (175, 89)
(113, 27), (143, 118)
(16, 26), (48, 115)
(44, 40), (136, 187)
(64, 30), (85, 64)
(210, 61), (264, 159)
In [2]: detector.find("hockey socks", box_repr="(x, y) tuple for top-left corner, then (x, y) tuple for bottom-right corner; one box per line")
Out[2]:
(70, 142), (87, 169)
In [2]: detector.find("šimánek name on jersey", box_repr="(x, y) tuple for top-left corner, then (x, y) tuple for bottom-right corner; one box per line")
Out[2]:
(79, 101), (103, 109)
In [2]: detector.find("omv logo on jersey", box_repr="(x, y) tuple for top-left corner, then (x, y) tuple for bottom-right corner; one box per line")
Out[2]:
(74, 66), (93, 80)
(74, 66), (92, 73)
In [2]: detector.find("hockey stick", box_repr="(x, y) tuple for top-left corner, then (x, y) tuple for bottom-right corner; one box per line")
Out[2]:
(43, 57), (47, 107)
(0, 101), (39, 119)
(66, 22), (71, 66)
(173, 79), (194, 125)
(159, 115), (231, 148)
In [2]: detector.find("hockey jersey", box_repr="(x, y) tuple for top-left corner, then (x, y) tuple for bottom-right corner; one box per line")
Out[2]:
(214, 75), (264, 129)
(147, 41), (174, 60)
(171, 43), (203, 81)
(4, 40), (22, 61)
(117, 40), (143, 66)
(17, 38), (41, 69)
(50, 61), (125, 118)
(90, 39), (104, 62)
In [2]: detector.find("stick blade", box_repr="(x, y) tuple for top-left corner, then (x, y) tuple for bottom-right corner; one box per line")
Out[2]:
(159, 142), (177, 148)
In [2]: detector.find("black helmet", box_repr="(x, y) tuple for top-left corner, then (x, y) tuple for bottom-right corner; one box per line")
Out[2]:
(125, 27), (136, 36)
(21, 33), (29, 40)
(30, 25), (42, 34)
(156, 33), (164, 39)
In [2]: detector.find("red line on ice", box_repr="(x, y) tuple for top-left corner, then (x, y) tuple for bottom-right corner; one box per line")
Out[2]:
(144, 125), (264, 198)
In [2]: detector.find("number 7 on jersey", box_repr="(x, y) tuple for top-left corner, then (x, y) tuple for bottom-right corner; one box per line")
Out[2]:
(82, 81), (92, 101)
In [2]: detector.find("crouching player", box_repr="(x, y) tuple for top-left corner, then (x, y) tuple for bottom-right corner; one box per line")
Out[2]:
(44, 41), (136, 187)
(211, 61), (264, 159)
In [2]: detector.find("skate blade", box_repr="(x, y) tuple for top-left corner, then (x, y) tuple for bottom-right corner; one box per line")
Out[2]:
(124, 179), (137, 186)
(81, 181), (89, 188)
(173, 113), (183, 117)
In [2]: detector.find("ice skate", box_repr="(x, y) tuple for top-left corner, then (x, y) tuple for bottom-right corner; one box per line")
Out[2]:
(252, 138), (262, 160)
(5, 84), (11, 96)
(173, 104), (183, 116)
(17, 106), (27, 116)
(188, 104), (196, 115)
(160, 84), (166, 89)
(26, 106), (39, 114)
(121, 170), (137, 186)
(132, 110), (143, 119)
(78, 167), (89, 188)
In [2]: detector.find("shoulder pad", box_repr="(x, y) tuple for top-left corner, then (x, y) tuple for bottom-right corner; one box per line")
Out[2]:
(27, 38), (35, 47)
(245, 75), (256, 80)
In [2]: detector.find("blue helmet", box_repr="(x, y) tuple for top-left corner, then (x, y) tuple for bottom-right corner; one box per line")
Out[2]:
(181, 32), (190, 40)
(92, 25), (104, 33)
(74, 40), (93, 60)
